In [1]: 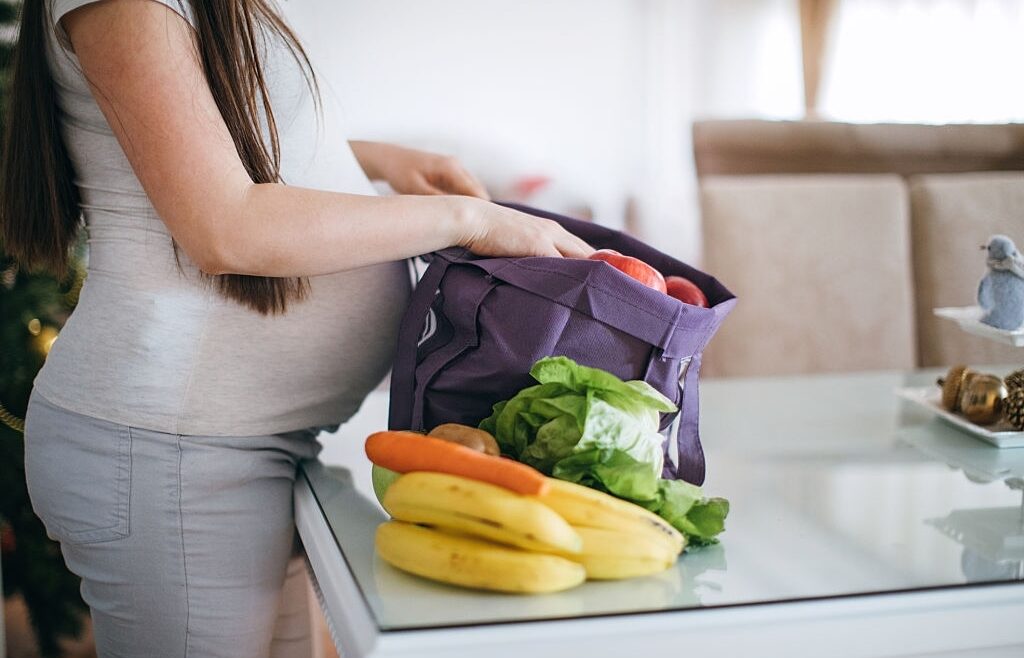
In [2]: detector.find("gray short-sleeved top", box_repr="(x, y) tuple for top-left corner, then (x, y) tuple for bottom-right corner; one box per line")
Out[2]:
(35, 0), (410, 435)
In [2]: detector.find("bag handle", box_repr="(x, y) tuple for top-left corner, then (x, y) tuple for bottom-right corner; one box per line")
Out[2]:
(664, 352), (706, 484)
(408, 276), (499, 430)
(388, 255), (452, 431)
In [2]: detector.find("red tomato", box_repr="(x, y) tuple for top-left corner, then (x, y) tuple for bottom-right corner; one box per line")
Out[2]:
(665, 275), (708, 307)
(589, 250), (667, 293)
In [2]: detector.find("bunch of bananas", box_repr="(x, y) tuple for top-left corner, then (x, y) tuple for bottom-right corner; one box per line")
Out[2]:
(375, 472), (685, 594)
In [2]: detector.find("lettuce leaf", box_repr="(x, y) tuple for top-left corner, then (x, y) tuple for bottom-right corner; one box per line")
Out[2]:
(553, 448), (660, 502)
(639, 481), (729, 546)
(480, 356), (729, 546)
(679, 498), (730, 546)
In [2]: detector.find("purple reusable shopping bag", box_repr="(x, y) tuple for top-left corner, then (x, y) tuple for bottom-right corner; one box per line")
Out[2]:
(388, 204), (735, 485)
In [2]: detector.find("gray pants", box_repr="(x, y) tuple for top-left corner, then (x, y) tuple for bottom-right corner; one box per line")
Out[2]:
(24, 392), (323, 658)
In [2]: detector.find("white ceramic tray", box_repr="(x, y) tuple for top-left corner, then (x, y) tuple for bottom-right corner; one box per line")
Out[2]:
(933, 306), (1024, 347)
(896, 386), (1024, 448)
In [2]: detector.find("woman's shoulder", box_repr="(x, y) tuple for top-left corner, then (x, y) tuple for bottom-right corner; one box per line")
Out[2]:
(48, 0), (197, 52)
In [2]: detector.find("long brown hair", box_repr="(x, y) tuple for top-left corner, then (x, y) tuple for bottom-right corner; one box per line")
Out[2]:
(0, 0), (316, 314)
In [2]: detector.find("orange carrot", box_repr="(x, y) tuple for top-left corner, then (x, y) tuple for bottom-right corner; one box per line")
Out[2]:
(364, 431), (550, 496)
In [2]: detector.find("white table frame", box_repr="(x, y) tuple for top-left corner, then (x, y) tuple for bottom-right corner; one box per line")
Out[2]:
(296, 473), (1024, 658)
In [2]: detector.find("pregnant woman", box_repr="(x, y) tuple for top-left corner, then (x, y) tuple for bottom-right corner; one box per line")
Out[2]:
(0, 1), (592, 655)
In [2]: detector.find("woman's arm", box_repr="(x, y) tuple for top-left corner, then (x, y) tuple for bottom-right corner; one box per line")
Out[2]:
(62, 0), (591, 278)
(349, 141), (491, 200)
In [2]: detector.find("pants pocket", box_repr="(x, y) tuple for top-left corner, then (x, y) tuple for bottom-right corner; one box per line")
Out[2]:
(24, 393), (132, 544)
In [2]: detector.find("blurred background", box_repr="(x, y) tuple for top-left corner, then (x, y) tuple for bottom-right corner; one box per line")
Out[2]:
(285, 0), (1024, 264)
(4, 0), (1024, 656)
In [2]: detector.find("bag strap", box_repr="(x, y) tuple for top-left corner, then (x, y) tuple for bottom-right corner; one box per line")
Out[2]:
(669, 352), (706, 484)
(658, 354), (706, 484)
(388, 254), (453, 431)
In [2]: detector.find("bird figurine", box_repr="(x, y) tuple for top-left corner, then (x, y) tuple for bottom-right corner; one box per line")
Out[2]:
(978, 235), (1024, 331)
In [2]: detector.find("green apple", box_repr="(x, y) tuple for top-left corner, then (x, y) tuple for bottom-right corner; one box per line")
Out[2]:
(371, 464), (402, 505)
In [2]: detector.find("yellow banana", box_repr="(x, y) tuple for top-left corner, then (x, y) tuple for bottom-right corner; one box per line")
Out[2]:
(568, 525), (678, 580)
(537, 478), (685, 556)
(382, 472), (583, 555)
(375, 521), (586, 594)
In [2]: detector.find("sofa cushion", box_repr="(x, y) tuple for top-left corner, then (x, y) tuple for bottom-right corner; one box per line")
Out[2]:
(700, 174), (916, 376)
(910, 172), (1024, 367)
(693, 120), (1024, 176)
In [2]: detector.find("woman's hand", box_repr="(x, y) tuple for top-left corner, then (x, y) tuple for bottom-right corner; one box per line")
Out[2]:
(350, 141), (490, 200)
(452, 197), (594, 259)
(350, 143), (592, 259)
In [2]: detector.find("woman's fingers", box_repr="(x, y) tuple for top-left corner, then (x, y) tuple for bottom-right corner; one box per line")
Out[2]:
(432, 164), (490, 200)
(413, 173), (446, 196)
(555, 232), (595, 258)
(454, 198), (594, 260)
(537, 241), (564, 258)
(529, 216), (593, 259)
(455, 167), (491, 200)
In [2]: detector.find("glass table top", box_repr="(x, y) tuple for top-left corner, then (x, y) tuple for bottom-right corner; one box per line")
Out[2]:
(302, 368), (1024, 631)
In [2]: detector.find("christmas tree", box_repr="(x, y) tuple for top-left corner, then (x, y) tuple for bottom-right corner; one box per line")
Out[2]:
(1, 1), (90, 655)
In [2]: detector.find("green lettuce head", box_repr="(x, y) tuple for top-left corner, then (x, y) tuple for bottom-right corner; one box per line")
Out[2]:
(480, 356), (729, 545)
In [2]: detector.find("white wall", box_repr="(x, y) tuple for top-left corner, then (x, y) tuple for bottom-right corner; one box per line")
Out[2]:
(690, 0), (802, 120)
(283, 0), (703, 261)
(285, 1), (644, 221)
(282, 0), (802, 265)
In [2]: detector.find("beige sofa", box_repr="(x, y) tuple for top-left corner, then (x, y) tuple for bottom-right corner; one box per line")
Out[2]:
(695, 120), (1024, 377)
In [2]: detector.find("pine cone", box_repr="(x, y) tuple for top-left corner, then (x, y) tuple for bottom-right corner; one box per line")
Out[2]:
(1006, 387), (1024, 431)
(1004, 368), (1024, 395)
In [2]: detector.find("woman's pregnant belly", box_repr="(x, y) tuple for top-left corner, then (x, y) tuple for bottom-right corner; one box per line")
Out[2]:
(36, 259), (411, 436)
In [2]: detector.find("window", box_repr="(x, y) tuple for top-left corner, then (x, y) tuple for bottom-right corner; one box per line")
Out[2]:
(819, 0), (1024, 123)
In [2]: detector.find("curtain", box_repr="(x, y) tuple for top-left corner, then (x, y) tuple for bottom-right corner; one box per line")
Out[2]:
(799, 0), (837, 115)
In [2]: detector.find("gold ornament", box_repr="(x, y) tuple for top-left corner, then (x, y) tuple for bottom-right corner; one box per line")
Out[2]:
(958, 373), (1008, 425)
(27, 318), (41, 336)
(0, 400), (25, 433)
(1004, 368), (1024, 395)
(937, 365), (973, 412)
(1005, 388), (1024, 431)
(31, 326), (59, 358)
